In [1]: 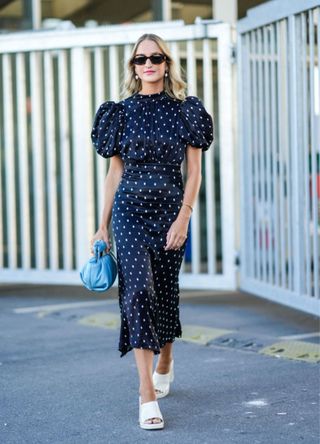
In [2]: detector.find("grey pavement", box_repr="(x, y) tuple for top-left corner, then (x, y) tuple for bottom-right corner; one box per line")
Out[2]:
(0, 285), (319, 444)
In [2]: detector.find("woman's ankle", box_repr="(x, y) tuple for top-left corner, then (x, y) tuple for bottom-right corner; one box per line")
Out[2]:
(139, 385), (156, 402)
(158, 353), (173, 364)
(155, 356), (173, 373)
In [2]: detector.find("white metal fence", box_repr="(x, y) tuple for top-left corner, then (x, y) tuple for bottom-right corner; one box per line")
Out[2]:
(237, 0), (320, 315)
(0, 20), (236, 290)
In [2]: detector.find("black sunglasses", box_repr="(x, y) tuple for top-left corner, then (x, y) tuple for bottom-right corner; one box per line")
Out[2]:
(132, 54), (168, 65)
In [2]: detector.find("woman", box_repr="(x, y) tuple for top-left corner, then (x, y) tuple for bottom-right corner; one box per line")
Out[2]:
(90, 33), (214, 430)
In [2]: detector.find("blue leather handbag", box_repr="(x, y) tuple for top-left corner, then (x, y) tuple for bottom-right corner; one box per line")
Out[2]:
(80, 240), (117, 292)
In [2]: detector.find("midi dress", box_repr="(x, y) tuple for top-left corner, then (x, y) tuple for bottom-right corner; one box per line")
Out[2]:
(91, 89), (214, 358)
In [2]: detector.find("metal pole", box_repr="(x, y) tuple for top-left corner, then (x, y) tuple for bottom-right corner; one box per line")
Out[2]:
(152, 0), (171, 21)
(23, 0), (41, 30)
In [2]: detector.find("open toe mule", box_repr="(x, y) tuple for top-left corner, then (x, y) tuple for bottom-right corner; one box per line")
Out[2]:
(152, 359), (174, 399)
(139, 396), (164, 430)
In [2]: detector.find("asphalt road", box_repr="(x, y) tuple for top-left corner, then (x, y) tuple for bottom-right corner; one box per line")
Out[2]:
(1, 285), (319, 444)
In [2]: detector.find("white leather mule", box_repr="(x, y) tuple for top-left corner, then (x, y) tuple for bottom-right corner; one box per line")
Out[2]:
(152, 359), (174, 399)
(138, 396), (164, 430)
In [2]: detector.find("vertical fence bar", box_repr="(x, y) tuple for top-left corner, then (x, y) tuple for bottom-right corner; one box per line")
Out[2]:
(93, 48), (105, 111)
(93, 47), (107, 233)
(257, 28), (267, 282)
(270, 23), (280, 286)
(251, 30), (260, 279)
(301, 12), (312, 297)
(2, 54), (17, 268)
(169, 41), (180, 71)
(0, 57), (3, 268)
(238, 31), (245, 280)
(277, 21), (288, 289)
(107, 45), (119, 249)
(289, 14), (304, 296)
(84, 49), (95, 243)
(70, 47), (92, 269)
(238, 31), (252, 281)
(30, 51), (46, 269)
(316, 7), (320, 299)
(109, 45), (119, 100)
(309, 9), (319, 299)
(248, 32), (255, 278)
(238, 32), (246, 278)
(246, 32), (255, 279)
(263, 26), (273, 284)
(284, 18), (293, 290)
(58, 50), (73, 270)
(203, 38), (216, 275)
(16, 53), (31, 269)
(217, 24), (235, 281)
(186, 39), (201, 274)
(169, 40), (187, 274)
(44, 51), (59, 270)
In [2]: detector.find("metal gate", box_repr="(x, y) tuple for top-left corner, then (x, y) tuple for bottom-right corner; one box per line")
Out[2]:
(237, 0), (320, 315)
(0, 20), (236, 290)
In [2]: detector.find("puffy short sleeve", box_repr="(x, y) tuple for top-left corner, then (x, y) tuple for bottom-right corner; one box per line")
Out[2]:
(91, 100), (124, 158)
(179, 96), (214, 151)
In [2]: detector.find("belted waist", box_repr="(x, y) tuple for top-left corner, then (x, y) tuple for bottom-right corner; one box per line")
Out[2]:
(123, 160), (182, 176)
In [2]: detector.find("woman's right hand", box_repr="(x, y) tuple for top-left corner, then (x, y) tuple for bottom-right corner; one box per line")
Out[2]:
(90, 227), (112, 255)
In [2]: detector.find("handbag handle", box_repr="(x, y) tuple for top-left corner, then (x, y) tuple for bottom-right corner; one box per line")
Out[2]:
(93, 239), (109, 261)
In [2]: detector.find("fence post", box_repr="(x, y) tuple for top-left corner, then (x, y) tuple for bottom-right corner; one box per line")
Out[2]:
(70, 47), (93, 270)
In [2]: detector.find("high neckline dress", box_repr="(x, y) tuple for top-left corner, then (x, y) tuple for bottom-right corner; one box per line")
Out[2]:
(91, 89), (214, 358)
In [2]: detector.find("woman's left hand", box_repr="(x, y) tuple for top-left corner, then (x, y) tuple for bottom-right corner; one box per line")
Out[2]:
(165, 216), (189, 250)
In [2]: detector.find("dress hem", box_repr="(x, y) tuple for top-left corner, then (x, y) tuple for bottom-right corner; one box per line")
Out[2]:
(118, 329), (182, 358)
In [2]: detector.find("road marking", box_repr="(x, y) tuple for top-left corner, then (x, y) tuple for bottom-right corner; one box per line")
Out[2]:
(279, 332), (320, 340)
(259, 341), (320, 363)
(243, 399), (268, 407)
(178, 324), (234, 345)
(13, 299), (117, 314)
(78, 312), (120, 329)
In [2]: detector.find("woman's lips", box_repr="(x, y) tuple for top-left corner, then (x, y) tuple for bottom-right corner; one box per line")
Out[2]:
(145, 71), (155, 74)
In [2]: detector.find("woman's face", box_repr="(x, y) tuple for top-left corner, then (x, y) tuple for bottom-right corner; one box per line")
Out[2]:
(133, 40), (167, 87)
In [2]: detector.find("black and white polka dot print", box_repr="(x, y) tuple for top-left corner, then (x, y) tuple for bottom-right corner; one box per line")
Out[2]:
(91, 90), (214, 358)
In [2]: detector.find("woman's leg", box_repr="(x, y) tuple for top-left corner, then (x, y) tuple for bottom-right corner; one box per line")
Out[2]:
(134, 348), (162, 424)
(155, 342), (174, 373)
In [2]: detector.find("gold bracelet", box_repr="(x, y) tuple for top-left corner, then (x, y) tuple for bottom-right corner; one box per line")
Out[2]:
(182, 203), (193, 212)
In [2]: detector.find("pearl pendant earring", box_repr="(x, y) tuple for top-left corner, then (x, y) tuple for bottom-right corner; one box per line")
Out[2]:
(165, 71), (168, 77)
(135, 74), (138, 80)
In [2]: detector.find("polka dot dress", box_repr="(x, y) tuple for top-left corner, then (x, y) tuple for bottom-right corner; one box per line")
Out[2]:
(91, 89), (214, 358)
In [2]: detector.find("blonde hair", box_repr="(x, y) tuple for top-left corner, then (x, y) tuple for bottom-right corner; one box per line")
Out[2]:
(120, 33), (187, 101)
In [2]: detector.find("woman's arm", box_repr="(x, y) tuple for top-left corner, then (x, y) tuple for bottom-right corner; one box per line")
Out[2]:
(98, 155), (124, 229)
(90, 154), (124, 253)
(165, 146), (202, 250)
